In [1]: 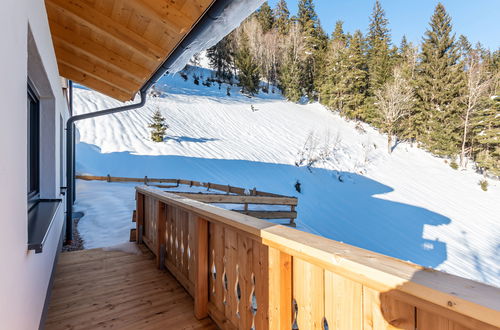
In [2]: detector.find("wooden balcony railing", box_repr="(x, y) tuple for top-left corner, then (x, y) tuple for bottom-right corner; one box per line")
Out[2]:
(135, 185), (500, 330)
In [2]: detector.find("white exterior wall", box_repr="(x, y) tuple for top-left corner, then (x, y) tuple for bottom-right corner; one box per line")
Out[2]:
(0, 0), (69, 329)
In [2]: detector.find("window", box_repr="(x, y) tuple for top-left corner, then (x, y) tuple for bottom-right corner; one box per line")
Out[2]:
(27, 83), (40, 209)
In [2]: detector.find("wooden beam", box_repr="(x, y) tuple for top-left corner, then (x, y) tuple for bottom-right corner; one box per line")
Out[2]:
(173, 193), (298, 206)
(47, 0), (164, 62)
(57, 63), (132, 102)
(54, 45), (140, 92)
(48, 19), (150, 81)
(233, 210), (298, 219)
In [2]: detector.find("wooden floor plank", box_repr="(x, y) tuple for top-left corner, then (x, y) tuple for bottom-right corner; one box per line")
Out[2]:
(45, 247), (216, 330)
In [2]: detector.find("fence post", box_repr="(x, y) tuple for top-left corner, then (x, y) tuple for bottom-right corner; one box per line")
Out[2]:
(194, 216), (209, 319)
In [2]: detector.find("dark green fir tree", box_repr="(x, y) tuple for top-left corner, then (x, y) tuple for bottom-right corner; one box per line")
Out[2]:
(256, 1), (274, 33)
(413, 3), (465, 156)
(206, 36), (234, 81)
(273, 0), (290, 35)
(234, 33), (260, 95)
(472, 97), (500, 176)
(367, 0), (393, 93)
(296, 0), (327, 99)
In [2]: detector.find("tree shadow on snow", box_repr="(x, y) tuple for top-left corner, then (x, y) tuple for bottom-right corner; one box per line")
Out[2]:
(76, 142), (451, 269)
(165, 135), (219, 143)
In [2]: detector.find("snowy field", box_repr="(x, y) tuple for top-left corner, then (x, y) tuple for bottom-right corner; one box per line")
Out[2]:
(73, 66), (500, 287)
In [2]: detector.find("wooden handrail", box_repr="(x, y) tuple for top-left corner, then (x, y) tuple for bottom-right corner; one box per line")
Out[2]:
(136, 185), (500, 329)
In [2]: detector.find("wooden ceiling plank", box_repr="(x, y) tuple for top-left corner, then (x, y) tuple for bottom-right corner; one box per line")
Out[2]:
(58, 63), (133, 101)
(129, 0), (191, 35)
(47, 0), (164, 62)
(48, 19), (150, 81)
(54, 45), (140, 93)
(179, 0), (214, 20)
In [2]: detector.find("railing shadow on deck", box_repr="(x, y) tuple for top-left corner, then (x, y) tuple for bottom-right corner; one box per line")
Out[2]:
(78, 141), (451, 269)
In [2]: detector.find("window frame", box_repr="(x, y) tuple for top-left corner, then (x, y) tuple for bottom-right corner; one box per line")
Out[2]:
(27, 82), (40, 210)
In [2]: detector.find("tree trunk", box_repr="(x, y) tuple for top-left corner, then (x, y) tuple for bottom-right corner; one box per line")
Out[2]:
(387, 133), (393, 154)
(460, 108), (471, 168)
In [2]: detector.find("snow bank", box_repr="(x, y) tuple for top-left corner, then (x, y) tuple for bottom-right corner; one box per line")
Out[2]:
(73, 67), (500, 287)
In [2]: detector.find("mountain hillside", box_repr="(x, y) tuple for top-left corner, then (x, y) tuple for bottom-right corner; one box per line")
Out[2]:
(73, 65), (500, 287)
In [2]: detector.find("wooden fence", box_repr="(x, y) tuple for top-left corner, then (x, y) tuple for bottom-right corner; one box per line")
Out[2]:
(78, 175), (298, 225)
(135, 185), (500, 330)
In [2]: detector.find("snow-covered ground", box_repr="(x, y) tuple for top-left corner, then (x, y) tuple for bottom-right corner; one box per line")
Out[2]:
(73, 66), (500, 287)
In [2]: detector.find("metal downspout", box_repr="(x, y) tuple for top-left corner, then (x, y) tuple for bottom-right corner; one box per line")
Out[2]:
(65, 90), (147, 244)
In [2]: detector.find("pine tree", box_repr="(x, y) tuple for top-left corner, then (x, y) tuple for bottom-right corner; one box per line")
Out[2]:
(332, 20), (347, 45)
(413, 3), (465, 156)
(471, 96), (500, 175)
(344, 30), (370, 119)
(235, 33), (260, 95)
(281, 56), (303, 102)
(148, 109), (168, 142)
(206, 36), (234, 81)
(256, 2), (274, 33)
(367, 0), (393, 93)
(273, 0), (290, 35)
(319, 29), (369, 119)
(280, 23), (305, 102)
(296, 0), (327, 99)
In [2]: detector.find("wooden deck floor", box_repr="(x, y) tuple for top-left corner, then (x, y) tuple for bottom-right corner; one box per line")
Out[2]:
(45, 246), (217, 330)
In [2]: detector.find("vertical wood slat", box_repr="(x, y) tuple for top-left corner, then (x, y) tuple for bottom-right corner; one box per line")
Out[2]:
(293, 257), (324, 330)
(268, 247), (292, 330)
(252, 241), (269, 330)
(324, 271), (363, 330)
(188, 213), (196, 284)
(194, 216), (209, 319)
(155, 200), (166, 269)
(237, 235), (253, 329)
(210, 223), (225, 312)
(182, 210), (190, 276)
(224, 228), (239, 326)
(417, 309), (472, 330)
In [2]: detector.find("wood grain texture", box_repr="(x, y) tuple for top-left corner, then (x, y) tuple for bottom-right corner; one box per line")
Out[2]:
(45, 0), (215, 101)
(45, 246), (216, 330)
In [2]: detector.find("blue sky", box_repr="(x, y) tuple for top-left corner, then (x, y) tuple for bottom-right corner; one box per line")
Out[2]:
(267, 0), (500, 50)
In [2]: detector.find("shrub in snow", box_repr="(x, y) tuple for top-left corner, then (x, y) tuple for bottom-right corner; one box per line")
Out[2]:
(479, 179), (488, 191)
(148, 109), (168, 143)
(179, 71), (188, 81)
(450, 161), (459, 170)
(294, 180), (301, 193)
(193, 74), (200, 85)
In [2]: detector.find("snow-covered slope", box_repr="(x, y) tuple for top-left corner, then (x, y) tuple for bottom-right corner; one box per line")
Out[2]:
(73, 67), (500, 287)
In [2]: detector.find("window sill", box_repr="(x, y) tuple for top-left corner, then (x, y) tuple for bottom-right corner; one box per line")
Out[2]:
(28, 199), (62, 253)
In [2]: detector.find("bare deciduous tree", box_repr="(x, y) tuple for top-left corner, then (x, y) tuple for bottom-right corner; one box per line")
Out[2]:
(460, 51), (492, 168)
(375, 66), (414, 154)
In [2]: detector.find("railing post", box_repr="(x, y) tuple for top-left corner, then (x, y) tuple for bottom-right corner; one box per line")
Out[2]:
(194, 216), (209, 319)
(156, 201), (166, 269)
(136, 192), (144, 243)
(268, 247), (293, 329)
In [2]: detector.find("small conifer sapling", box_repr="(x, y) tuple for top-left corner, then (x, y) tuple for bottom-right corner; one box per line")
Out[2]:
(149, 109), (168, 142)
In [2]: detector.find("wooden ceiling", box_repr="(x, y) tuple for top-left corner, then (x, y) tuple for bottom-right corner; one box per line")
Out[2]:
(45, 0), (214, 101)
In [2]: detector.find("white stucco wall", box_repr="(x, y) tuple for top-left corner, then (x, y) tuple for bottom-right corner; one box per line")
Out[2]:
(0, 0), (69, 329)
